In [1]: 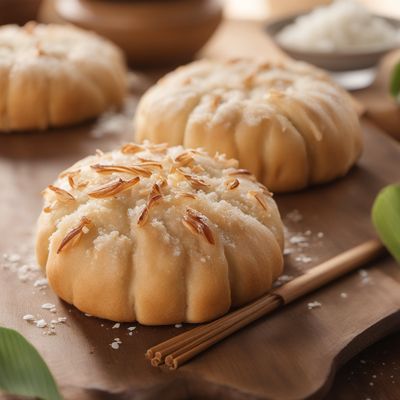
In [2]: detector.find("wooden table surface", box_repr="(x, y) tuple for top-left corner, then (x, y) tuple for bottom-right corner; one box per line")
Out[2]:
(201, 18), (400, 400)
(1, 92), (399, 400)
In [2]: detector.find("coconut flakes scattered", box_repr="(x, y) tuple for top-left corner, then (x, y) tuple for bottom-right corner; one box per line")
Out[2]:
(2, 242), (43, 286)
(112, 323), (120, 329)
(340, 292), (348, 299)
(127, 326), (136, 331)
(175, 324), (183, 328)
(23, 311), (68, 335)
(283, 210), (326, 269)
(18, 265), (38, 282)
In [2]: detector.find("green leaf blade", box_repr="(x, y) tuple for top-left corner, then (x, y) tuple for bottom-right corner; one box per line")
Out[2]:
(390, 62), (400, 102)
(372, 184), (400, 263)
(0, 327), (62, 400)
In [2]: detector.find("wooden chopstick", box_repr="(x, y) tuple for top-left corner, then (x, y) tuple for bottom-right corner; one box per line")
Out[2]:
(146, 293), (282, 364)
(165, 296), (282, 369)
(146, 239), (385, 369)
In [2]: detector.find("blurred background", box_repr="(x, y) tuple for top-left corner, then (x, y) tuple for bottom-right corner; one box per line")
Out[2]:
(2, 0), (399, 137)
(4, 0), (400, 25)
(224, 0), (400, 19)
(3, 0), (400, 69)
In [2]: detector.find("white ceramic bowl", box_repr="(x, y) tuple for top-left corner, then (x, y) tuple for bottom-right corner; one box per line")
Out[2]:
(266, 13), (400, 71)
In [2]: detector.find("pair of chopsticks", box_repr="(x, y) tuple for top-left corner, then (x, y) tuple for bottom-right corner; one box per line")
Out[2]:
(146, 239), (385, 369)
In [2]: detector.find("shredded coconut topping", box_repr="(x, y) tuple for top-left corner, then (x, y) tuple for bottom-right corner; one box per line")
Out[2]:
(41, 141), (282, 257)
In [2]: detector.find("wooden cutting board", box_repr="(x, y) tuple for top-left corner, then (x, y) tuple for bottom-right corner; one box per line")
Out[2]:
(0, 89), (400, 400)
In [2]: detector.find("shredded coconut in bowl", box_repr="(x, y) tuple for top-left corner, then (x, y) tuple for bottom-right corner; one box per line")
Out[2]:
(276, 0), (400, 52)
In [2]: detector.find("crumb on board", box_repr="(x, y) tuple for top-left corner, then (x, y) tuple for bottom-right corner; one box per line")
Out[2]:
(41, 303), (55, 310)
(22, 307), (68, 335)
(34, 278), (48, 289)
(289, 235), (307, 244)
(283, 248), (295, 255)
(307, 301), (322, 310)
(285, 209), (303, 223)
(359, 269), (372, 285)
(273, 274), (294, 288)
(127, 326), (136, 331)
(35, 319), (47, 328)
(110, 338), (122, 349)
(295, 255), (312, 264)
(283, 210), (325, 269)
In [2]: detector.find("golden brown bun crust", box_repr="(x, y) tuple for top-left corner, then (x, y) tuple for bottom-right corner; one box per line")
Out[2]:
(135, 59), (363, 192)
(0, 22), (126, 131)
(36, 142), (284, 325)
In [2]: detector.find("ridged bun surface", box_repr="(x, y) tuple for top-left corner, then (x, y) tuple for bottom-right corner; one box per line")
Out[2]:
(36, 142), (284, 325)
(135, 58), (363, 192)
(0, 22), (126, 131)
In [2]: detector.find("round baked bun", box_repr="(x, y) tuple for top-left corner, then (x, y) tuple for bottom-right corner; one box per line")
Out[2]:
(36, 142), (284, 325)
(0, 22), (126, 131)
(135, 58), (363, 192)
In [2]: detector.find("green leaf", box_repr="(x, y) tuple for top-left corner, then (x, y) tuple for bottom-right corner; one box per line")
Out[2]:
(390, 62), (400, 102)
(372, 184), (400, 263)
(0, 327), (62, 400)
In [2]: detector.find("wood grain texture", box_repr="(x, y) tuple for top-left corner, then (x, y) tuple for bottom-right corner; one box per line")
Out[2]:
(0, 84), (399, 400)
